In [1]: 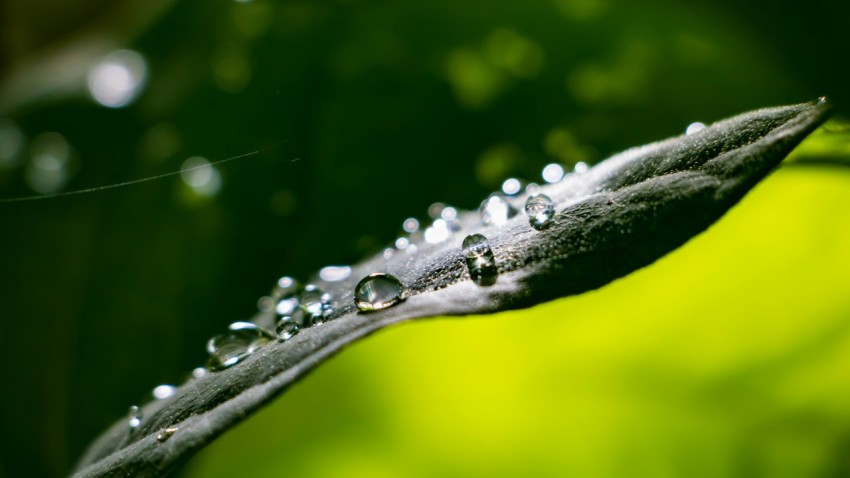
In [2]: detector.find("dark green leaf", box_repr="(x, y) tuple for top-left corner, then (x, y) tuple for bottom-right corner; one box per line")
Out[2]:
(72, 99), (832, 477)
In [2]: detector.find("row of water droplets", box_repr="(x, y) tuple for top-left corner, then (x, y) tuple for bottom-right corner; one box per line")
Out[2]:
(127, 121), (710, 434)
(127, 161), (594, 432)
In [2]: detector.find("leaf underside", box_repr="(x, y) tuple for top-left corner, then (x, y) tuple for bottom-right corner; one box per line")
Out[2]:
(73, 99), (833, 477)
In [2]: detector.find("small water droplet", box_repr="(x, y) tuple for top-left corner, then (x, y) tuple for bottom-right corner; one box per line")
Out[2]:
(685, 122), (706, 135)
(501, 178), (522, 195)
(383, 247), (394, 259)
(128, 405), (142, 428)
(462, 234), (498, 286)
(406, 243), (418, 254)
(542, 163), (565, 183)
(525, 182), (541, 195)
(441, 206), (458, 220)
(428, 202), (446, 219)
(152, 384), (177, 400)
(402, 217), (420, 233)
(354, 273), (408, 312)
(395, 237), (410, 250)
(191, 367), (208, 379)
(319, 265), (351, 282)
(574, 162), (589, 174)
(424, 219), (452, 243)
(256, 295), (275, 312)
(524, 194), (555, 230)
(301, 285), (331, 326)
(272, 276), (299, 299)
(157, 426), (178, 442)
(275, 296), (300, 316)
(206, 322), (273, 371)
(479, 195), (517, 226)
(275, 318), (300, 341)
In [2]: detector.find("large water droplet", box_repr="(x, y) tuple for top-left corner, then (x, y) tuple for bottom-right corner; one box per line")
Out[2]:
(524, 194), (555, 230)
(207, 322), (273, 371)
(275, 318), (300, 341)
(300, 285), (331, 326)
(479, 194), (517, 226)
(462, 234), (498, 286)
(128, 405), (142, 428)
(354, 273), (408, 312)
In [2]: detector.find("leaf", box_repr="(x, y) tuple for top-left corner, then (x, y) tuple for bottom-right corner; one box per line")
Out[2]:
(72, 99), (832, 477)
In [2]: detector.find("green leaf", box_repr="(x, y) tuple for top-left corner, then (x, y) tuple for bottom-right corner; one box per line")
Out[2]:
(72, 99), (832, 477)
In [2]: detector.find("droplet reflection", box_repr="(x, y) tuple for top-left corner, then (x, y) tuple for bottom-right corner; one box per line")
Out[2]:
(354, 273), (408, 312)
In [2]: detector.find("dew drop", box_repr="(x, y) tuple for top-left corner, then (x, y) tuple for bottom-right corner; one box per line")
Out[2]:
(462, 234), (498, 286)
(574, 161), (589, 174)
(501, 178), (522, 196)
(275, 296), (300, 316)
(524, 194), (555, 230)
(206, 322), (273, 371)
(395, 237), (410, 250)
(152, 384), (177, 400)
(424, 219), (452, 244)
(256, 295), (275, 312)
(272, 276), (299, 299)
(542, 163), (565, 183)
(319, 265), (351, 282)
(354, 273), (408, 312)
(685, 122), (706, 135)
(275, 318), (300, 341)
(402, 217), (420, 233)
(479, 194), (517, 226)
(301, 285), (331, 326)
(428, 202), (446, 219)
(157, 426), (178, 442)
(383, 247), (394, 259)
(191, 367), (208, 379)
(128, 405), (142, 428)
(441, 206), (458, 220)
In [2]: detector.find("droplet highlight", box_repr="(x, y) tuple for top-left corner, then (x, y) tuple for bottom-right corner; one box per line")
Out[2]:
(206, 322), (273, 371)
(156, 427), (178, 442)
(275, 318), (300, 341)
(152, 384), (177, 400)
(524, 194), (555, 230)
(128, 405), (142, 428)
(354, 273), (408, 312)
(479, 195), (517, 226)
(462, 234), (498, 286)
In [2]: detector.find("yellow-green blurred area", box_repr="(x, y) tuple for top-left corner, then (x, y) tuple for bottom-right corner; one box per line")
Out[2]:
(1, 0), (849, 477)
(186, 166), (850, 478)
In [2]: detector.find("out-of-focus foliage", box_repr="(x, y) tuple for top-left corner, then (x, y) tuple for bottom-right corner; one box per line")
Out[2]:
(0, 0), (847, 477)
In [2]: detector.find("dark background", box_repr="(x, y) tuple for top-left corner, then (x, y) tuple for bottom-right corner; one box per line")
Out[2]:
(1, 0), (848, 477)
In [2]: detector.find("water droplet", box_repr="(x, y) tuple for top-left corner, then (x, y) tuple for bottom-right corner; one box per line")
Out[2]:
(685, 122), (706, 135)
(272, 276), (299, 299)
(424, 219), (452, 244)
(574, 161), (589, 174)
(128, 405), (142, 428)
(206, 322), (273, 371)
(501, 178), (522, 195)
(157, 426), (178, 442)
(441, 206), (458, 220)
(256, 295), (275, 312)
(354, 273), (408, 312)
(319, 265), (351, 282)
(524, 194), (555, 230)
(479, 195), (517, 226)
(191, 367), (208, 379)
(542, 163), (565, 183)
(402, 217), (420, 233)
(525, 182), (541, 195)
(395, 237), (410, 250)
(383, 247), (394, 259)
(275, 296), (300, 316)
(275, 318), (300, 341)
(300, 285), (331, 326)
(462, 234), (498, 286)
(152, 384), (177, 400)
(428, 202), (446, 219)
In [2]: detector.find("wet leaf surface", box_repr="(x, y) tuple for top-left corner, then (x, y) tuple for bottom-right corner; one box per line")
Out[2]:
(73, 99), (832, 477)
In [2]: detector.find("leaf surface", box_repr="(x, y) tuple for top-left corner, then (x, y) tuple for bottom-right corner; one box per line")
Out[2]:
(73, 99), (832, 477)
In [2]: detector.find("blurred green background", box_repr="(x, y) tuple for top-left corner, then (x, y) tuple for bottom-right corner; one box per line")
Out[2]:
(1, 0), (849, 477)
